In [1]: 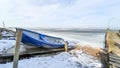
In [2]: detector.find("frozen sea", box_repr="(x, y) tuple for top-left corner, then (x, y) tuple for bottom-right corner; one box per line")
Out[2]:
(30, 28), (106, 48)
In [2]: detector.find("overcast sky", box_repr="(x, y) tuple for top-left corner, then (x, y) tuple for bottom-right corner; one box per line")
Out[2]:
(0, 0), (120, 29)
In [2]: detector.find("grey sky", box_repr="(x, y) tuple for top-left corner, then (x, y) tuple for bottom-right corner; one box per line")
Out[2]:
(0, 0), (120, 29)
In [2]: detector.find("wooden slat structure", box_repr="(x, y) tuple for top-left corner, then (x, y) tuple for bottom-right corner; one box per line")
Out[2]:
(105, 29), (120, 68)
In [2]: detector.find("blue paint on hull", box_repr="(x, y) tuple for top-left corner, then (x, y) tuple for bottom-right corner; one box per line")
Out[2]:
(21, 29), (64, 48)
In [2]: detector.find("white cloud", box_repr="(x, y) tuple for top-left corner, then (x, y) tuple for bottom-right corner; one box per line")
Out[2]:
(0, 0), (120, 29)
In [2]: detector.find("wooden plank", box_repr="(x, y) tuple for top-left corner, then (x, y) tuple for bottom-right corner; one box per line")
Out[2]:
(0, 47), (74, 63)
(109, 57), (120, 64)
(109, 53), (120, 65)
(109, 53), (120, 60)
(109, 61), (120, 68)
(105, 28), (110, 53)
(13, 29), (22, 68)
(26, 48), (65, 54)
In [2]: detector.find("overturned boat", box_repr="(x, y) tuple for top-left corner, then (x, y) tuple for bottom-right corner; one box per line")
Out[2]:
(20, 29), (65, 48)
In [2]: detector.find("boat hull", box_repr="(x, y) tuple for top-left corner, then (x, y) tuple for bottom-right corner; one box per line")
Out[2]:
(21, 29), (65, 48)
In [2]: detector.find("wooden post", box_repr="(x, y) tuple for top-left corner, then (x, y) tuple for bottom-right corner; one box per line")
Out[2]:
(13, 29), (22, 68)
(3, 21), (5, 28)
(105, 28), (110, 68)
(64, 41), (68, 52)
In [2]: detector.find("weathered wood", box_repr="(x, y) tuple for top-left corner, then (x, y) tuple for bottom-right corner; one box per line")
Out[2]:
(105, 28), (110, 53)
(110, 56), (120, 62)
(114, 42), (120, 49)
(0, 47), (74, 63)
(109, 53), (120, 67)
(13, 29), (22, 68)
(100, 52), (109, 68)
(109, 61), (120, 68)
(110, 52), (119, 56)
(109, 57), (120, 64)
(106, 29), (120, 68)
(105, 29), (110, 68)
(64, 41), (68, 52)
(1, 36), (16, 37)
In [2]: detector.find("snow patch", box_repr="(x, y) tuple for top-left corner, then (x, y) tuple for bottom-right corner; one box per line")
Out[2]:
(0, 52), (102, 68)
(0, 40), (15, 52)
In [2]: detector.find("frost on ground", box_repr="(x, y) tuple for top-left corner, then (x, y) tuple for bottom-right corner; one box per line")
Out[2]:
(0, 52), (102, 68)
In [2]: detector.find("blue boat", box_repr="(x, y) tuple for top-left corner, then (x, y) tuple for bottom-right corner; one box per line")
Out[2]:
(21, 29), (65, 48)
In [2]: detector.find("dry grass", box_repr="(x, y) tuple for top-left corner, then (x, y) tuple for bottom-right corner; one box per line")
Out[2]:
(73, 44), (104, 57)
(70, 44), (106, 61)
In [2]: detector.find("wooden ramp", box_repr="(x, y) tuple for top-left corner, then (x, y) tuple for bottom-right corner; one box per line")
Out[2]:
(0, 45), (73, 63)
(105, 29), (120, 68)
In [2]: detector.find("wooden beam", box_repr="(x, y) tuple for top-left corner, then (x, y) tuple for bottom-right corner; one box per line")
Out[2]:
(64, 41), (68, 52)
(13, 29), (22, 68)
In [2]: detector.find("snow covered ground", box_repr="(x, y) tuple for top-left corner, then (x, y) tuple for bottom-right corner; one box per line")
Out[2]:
(0, 41), (103, 68)
(0, 52), (102, 68)
(0, 28), (104, 68)
(0, 40), (15, 52)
